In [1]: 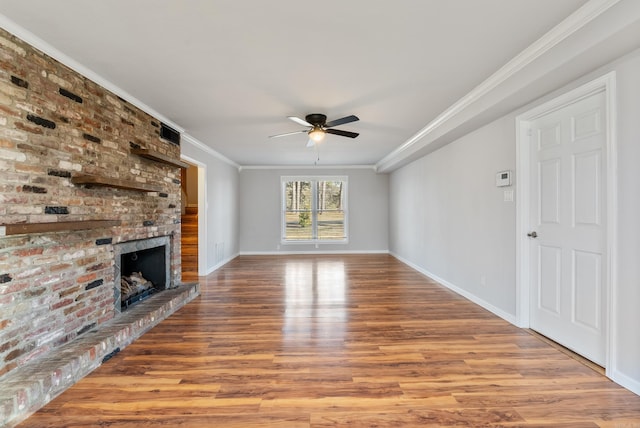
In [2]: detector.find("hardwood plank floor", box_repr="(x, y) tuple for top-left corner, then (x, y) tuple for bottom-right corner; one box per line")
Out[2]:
(17, 255), (640, 427)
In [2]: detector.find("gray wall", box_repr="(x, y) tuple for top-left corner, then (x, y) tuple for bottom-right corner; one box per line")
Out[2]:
(390, 115), (517, 316)
(181, 140), (240, 272)
(612, 50), (640, 387)
(239, 168), (389, 253)
(389, 48), (640, 393)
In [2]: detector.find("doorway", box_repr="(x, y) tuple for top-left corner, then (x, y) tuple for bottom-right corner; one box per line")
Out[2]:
(516, 72), (617, 369)
(181, 162), (200, 281)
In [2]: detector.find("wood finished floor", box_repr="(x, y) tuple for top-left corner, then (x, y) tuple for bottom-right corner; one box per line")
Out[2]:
(18, 255), (640, 427)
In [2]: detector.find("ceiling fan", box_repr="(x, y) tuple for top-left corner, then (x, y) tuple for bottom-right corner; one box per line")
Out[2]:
(269, 113), (359, 147)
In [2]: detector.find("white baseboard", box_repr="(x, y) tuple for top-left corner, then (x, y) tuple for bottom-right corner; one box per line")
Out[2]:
(610, 368), (640, 397)
(390, 252), (518, 326)
(202, 250), (388, 272)
(205, 253), (239, 275)
(199, 250), (640, 397)
(239, 250), (390, 256)
(390, 253), (640, 398)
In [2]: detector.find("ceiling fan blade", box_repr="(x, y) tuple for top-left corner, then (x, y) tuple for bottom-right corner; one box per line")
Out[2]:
(288, 116), (312, 127)
(325, 128), (359, 138)
(306, 139), (315, 148)
(269, 130), (308, 138)
(325, 115), (359, 128)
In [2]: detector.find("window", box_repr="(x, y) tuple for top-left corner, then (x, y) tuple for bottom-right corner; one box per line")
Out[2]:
(281, 176), (347, 242)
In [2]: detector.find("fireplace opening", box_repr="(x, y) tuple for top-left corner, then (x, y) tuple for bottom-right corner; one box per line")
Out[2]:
(114, 236), (171, 313)
(120, 246), (166, 309)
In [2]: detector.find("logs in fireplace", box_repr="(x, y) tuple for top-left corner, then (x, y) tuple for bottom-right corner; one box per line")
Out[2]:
(114, 236), (171, 312)
(120, 271), (157, 309)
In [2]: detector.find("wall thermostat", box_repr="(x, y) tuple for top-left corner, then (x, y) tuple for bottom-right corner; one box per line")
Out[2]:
(496, 170), (512, 187)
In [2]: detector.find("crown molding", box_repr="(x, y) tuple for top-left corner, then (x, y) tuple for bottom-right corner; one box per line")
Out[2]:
(0, 14), (184, 133)
(376, 0), (622, 172)
(0, 12), (243, 171)
(181, 134), (240, 169)
(239, 164), (376, 171)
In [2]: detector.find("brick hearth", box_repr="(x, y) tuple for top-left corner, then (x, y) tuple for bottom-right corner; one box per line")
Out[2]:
(0, 283), (199, 427)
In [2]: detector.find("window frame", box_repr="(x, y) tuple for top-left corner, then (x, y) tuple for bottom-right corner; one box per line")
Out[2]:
(280, 176), (348, 244)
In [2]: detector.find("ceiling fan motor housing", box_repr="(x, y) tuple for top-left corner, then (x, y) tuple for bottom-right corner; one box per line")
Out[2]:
(305, 113), (327, 126)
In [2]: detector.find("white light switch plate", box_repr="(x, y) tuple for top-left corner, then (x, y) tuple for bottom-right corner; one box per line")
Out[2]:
(504, 190), (514, 202)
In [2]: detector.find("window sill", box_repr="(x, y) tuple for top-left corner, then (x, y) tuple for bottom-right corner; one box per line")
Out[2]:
(281, 239), (349, 245)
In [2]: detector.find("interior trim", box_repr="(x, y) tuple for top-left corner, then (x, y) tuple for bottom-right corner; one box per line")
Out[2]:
(240, 164), (376, 171)
(390, 252), (518, 326)
(181, 134), (240, 169)
(515, 71), (618, 386)
(0, 14), (184, 134)
(376, 0), (622, 172)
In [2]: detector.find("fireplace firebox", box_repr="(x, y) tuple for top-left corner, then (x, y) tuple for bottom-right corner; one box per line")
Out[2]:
(114, 236), (171, 312)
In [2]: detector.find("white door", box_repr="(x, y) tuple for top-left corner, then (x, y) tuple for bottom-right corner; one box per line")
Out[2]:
(528, 90), (607, 365)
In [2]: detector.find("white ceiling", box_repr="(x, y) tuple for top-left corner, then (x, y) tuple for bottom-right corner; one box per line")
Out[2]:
(0, 0), (631, 168)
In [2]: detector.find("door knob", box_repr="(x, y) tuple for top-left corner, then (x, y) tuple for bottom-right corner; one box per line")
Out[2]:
(527, 231), (538, 238)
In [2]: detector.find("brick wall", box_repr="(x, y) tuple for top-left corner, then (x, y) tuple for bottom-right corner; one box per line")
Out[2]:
(0, 28), (183, 379)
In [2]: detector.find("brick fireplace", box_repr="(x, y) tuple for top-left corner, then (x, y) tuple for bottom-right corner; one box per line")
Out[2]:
(0, 27), (200, 426)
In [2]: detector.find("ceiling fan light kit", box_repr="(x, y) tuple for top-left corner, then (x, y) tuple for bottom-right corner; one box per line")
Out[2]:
(270, 113), (360, 147)
(308, 127), (325, 143)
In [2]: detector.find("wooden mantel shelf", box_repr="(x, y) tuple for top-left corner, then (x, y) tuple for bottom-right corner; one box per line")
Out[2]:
(72, 174), (163, 193)
(0, 220), (121, 236)
(131, 149), (190, 169)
